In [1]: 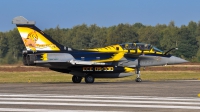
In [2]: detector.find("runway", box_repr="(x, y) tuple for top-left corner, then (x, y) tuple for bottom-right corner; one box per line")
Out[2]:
(0, 80), (200, 111)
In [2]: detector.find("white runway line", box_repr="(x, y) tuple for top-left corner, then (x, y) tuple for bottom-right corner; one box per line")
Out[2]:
(0, 101), (200, 110)
(0, 93), (200, 110)
(0, 108), (117, 112)
(0, 94), (200, 101)
(0, 97), (200, 105)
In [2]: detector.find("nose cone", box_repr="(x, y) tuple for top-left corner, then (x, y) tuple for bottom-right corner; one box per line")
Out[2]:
(168, 56), (189, 65)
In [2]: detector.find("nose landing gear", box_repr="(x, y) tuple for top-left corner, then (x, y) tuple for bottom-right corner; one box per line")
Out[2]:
(135, 67), (142, 82)
(135, 77), (142, 82)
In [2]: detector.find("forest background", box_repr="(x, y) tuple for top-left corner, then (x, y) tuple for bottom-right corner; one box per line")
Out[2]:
(0, 21), (200, 64)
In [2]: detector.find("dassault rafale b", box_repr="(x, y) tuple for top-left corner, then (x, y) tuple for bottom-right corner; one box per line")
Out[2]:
(12, 16), (188, 83)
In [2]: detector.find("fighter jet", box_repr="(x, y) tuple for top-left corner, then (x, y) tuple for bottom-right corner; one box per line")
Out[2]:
(12, 16), (188, 83)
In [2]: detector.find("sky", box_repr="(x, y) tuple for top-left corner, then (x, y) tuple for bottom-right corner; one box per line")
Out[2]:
(0, 0), (200, 32)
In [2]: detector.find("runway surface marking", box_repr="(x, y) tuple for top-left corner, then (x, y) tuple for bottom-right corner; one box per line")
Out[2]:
(0, 93), (200, 111)
(0, 108), (118, 112)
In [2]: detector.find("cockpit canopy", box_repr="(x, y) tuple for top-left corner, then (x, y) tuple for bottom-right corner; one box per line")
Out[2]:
(120, 43), (163, 53)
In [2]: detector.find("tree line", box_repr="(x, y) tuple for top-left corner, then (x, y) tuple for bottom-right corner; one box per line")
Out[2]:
(0, 21), (200, 64)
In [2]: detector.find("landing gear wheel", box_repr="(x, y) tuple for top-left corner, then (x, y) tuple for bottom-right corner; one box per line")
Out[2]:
(135, 78), (142, 82)
(85, 75), (94, 83)
(72, 76), (82, 83)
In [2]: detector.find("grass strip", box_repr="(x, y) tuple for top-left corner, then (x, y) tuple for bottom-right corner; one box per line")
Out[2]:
(0, 71), (199, 83)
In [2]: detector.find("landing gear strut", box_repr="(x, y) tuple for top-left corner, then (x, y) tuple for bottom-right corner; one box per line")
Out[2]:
(135, 66), (142, 82)
(72, 76), (82, 83)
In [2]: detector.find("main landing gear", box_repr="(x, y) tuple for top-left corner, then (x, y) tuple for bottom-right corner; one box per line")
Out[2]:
(135, 67), (142, 82)
(72, 76), (82, 83)
(72, 75), (95, 83)
(85, 75), (95, 83)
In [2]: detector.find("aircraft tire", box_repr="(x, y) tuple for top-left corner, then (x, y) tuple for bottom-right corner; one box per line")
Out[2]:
(72, 76), (82, 83)
(85, 75), (94, 83)
(135, 78), (142, 82)
(26, 55), (30, 66)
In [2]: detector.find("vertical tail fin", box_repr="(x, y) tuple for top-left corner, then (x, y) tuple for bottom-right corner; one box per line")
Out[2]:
(12, 16), (64, 52)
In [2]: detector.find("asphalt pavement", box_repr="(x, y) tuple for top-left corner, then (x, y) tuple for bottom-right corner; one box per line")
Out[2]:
(0, 80), (199, 111)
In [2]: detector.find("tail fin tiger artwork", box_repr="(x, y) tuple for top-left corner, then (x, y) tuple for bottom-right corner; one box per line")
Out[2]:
(13, 16), (63, 52)
(12, 16), (188, 83)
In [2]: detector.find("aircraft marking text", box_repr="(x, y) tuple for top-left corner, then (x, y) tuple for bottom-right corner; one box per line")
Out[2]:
(83, 67), (114, 72)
